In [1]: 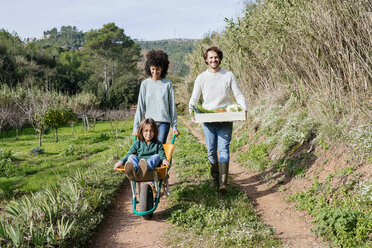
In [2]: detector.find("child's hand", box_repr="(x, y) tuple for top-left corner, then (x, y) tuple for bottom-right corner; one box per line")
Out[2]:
(114, 160), (124, 170)
(162, 159), (170, 166)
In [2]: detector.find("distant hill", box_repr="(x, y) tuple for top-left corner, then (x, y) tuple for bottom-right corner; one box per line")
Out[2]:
(32, 26), (85, 49)
(137, 38), (199, 77)
(32, 27), (198, 77)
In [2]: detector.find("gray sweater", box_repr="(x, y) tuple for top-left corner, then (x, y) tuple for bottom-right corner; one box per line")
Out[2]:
(133, 78), (178, 132)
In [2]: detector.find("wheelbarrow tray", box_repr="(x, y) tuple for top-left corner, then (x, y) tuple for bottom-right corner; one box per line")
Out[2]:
(118, 164), (168, 181)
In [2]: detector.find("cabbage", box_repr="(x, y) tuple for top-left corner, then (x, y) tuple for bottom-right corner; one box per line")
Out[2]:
(226, 104), (242, 112)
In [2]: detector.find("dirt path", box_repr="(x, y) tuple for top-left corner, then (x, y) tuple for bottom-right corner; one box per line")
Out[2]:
(179, 116), (327, 248)
(89, 117), (327, 248)
(88, 180), (170, 248)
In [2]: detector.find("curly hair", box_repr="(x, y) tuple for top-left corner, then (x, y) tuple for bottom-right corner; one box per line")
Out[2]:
(203, 46), (223, 65)
(145, 50), (169, 78)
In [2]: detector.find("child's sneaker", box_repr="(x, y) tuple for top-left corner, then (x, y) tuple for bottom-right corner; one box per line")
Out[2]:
(124, 161), (135, 181)
(138, 159), (148, 178)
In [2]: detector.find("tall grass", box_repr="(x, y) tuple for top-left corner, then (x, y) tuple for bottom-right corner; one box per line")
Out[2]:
(184, 0), (371, 137)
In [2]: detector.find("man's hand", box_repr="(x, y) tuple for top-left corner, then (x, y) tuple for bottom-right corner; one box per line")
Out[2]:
(162, 159), (170, 166)
(114, 160), (124, 170)
(173, 130), (180, 136)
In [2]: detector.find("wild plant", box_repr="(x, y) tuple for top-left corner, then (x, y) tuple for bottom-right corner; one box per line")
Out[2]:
(29, 221), (49, 247)
(277, 111), (316, 154)
(347, 124), (372, 162)
(56, 216), (75, 243)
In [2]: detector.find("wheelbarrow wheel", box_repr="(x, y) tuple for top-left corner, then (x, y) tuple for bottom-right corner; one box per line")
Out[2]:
(140, 183), (154, 220)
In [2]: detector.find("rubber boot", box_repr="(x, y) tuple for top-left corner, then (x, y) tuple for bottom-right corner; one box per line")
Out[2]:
(210, 163), (219, 188)
(219, 162), (229, 194)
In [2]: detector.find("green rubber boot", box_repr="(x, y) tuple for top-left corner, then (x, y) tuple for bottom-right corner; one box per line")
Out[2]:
(210, 163), (219, 188)
(219, 162), (229, 194)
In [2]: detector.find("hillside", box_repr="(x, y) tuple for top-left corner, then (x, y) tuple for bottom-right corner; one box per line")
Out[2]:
(137, 38), (198, 76)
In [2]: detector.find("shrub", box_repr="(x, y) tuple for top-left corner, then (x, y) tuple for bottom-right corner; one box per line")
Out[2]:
(347, 124), (372, 162)
(277, 112), (316, 154)
(0, 149), (14, 176)
(30, 147), (44, 155)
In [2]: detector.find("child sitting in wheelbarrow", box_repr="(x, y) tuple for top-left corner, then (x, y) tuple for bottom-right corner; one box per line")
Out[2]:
(113, 118), (170, 180)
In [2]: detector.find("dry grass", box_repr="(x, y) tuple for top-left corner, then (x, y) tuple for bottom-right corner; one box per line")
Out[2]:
(181, 0), (371, 149)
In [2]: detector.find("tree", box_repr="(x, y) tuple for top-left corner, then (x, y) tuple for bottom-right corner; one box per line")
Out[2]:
(16, 90), (51, 146)
(0, 104), (11, 134)
(105, 110), (131, 139)
(65, 108), (78, 138)
(84, 23), (141, 107)
(0, 30), (23, 87)
(44, 107), (73, 142)
(8, 110), (27, 140)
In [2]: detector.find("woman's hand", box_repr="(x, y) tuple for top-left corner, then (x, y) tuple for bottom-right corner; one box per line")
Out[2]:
(173, 130), (180, 136)
(114, 160), (124, 170)
(162, 159), (170, 166)
(132, 131), (137, 137)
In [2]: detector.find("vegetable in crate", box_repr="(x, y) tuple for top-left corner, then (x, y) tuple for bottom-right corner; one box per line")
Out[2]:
(192, 104), (242, 113)
(226, 104), (242, 112)
(192, 105), (213, 113)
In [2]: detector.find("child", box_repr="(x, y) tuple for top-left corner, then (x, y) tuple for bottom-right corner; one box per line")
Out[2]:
(114, 118), (170, 180)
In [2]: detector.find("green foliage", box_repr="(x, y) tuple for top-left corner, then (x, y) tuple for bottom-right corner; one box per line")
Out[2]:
(347, 124), (372, 161)
(29, 147), (44, 155)
(274, 153), (312, 177)
(238, 143), (271, 172)
(0, 120), (132, 201)
(83, 22), (142, 108)
(230, 123), (250, 153)
(313, 208), (368, 247)
(287, 176), (372, 247)
(0, 120), (134, 247)
(257, 106), (286, 137)
(277, 112), (316, 154)
(138, 39), (197, 76)
(33, 26), (85, 49)
(0, 149), (15, 177)
(44, 107), (77, 142)
(44, 107), (72, 129)
(0, 24), (141, 108)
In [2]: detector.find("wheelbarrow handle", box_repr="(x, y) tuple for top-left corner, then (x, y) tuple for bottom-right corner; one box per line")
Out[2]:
(171, 134), (176, 144)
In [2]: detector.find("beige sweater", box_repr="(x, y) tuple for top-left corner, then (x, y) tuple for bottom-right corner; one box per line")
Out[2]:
(189, 68), (247, 112)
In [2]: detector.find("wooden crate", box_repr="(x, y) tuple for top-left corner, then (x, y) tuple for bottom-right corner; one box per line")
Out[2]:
(194, 111), (246, 123)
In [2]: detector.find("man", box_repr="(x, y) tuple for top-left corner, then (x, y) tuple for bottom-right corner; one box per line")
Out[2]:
(189, 46), (247, 193)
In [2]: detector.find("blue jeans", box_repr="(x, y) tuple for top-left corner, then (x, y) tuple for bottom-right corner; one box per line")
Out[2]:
(157, 122), (170, 144)
(128, 154), (161, 171)
(203, 122), (233, 164)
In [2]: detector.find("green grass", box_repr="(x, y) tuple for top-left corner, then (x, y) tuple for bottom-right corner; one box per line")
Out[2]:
(287, 170), (372, 248)
(236, 143), (272, 172)
(166, 123), (280, 247)
(0, 120), (133, 200)
(0, 118), (135, 247)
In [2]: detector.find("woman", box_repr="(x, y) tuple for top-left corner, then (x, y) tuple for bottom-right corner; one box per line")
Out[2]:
(133, 50), (179, 143)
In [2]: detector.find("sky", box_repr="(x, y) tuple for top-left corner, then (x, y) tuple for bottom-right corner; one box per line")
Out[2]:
(0, 0), (250, 41)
